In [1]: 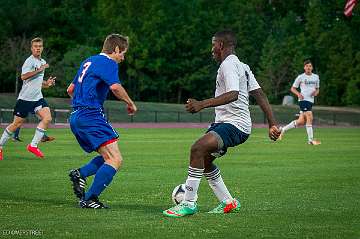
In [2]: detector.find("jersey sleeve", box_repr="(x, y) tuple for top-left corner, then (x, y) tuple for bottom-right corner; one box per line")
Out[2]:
(316, 75), (320, 88)
(221, 61), (240, 92)
(21, 58), (34, 74)
(244, 64), (261, 91)
(292, 75), (301, 88)
(101, 61), (121, 86)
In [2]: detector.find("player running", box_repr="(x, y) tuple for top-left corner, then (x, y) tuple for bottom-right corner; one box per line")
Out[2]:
(0, 37), (56, 160)
(67, 34), (137, 209)
(280, 60), (321, 145)
(163, 30), (281, 218)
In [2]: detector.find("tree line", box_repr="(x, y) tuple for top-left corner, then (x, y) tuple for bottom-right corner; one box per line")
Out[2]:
(0, 0), (359, 105)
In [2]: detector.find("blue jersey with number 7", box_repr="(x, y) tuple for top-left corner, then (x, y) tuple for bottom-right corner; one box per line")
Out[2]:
(71, 53), (121, 109)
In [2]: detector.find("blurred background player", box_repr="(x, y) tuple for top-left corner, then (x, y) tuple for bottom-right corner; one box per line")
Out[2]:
(67, 34), (137, 209)
(0, 37), (56, 160)
(280, 60), (321, 145)
(163, 30), (281, 218)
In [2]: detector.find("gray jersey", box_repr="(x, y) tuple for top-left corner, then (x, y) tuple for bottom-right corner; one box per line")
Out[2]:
(214, 55), (261, 134)
(18, 55), (46, 101)
(292, 73), (320, 103)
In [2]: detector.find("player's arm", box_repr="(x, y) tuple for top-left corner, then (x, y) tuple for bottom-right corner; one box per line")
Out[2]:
(21, 64), (49, 81)
(186, 91), (238, 113)
(311, 88), (319, 97)
(290, 86), (303, 100)
(42, 76), (56, 88)
(110, 83), (137, 115)
(249, 88), (280, 141)
(67, 83), (75, 98)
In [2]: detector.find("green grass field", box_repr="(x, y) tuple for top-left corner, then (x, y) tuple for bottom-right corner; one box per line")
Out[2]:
(0, 127), (359, 238)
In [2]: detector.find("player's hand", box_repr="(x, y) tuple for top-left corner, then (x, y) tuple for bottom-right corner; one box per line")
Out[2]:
(185, 98), (203, 113)
(39, 64), (49, 71)
(269, 125), (281, 141)
(310, 91), (317, 97)
(47, 76), (56, 87)
(127, 103), (137, 115)
(298, 94), (304, 100)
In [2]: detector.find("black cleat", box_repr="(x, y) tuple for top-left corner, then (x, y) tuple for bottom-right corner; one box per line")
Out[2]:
(69, 169), (86, 199)
(79, 197), (109, 209)
(12, 137), (23, 142)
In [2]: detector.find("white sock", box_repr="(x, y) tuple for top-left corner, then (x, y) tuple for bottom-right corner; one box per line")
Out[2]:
(184, 166), (204, 204)
(0, 128), (13, 148)
(30, 127), (46, 147)
(204, 166), (233, 204)
(282, 120), (297, 132)
(306, 125), (313, 142)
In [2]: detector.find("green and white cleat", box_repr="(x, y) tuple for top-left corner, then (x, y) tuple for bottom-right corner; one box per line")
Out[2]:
(163, 201), (198, 218)
(208, 199), (241, 214)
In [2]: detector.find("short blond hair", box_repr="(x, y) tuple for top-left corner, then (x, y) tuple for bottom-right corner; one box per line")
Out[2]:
(31, 37), (43, 46)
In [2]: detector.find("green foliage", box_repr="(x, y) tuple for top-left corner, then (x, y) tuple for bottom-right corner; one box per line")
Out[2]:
(0, 0), (359, 105)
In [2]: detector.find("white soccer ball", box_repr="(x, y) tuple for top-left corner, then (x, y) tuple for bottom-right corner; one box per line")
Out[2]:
(171, 184), (198, 205)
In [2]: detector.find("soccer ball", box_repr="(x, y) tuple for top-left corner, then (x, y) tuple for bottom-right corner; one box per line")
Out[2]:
(171, 184), (198, 205)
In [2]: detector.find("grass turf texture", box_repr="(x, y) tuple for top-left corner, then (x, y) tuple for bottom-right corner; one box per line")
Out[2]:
(0, 128), (359, 238)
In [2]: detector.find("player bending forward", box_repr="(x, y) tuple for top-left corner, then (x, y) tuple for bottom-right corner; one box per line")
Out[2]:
(67, 34), (137, 209)
(163, 30), (280, 218)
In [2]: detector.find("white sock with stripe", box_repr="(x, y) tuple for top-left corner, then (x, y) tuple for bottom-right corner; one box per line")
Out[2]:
(282, 120), (297, 132)
(0, 127), (13, 148)
(184, 166), (204, 204)
(31, 127), (46, 147)
(306, 125), (313, 142)
(204, 166), (233, 204)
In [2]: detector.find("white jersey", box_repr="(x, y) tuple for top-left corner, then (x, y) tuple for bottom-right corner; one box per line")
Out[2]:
(292, 73), (320, 103)
(18, 55), (47, 101)
(214, 55), (261, 134)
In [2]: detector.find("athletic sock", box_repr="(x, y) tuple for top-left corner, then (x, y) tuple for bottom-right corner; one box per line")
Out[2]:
(79, 156), (105, 178)
(204, 166), (233, 204)
(0, 128), (13, 148)
(13, 128), (20, 139)
(30, 127), (46, 147)
(282, 120), (297, 132)
(184, 166), (204, 204)
(306, 125), (314, 142)
(84, 164), (117, 200)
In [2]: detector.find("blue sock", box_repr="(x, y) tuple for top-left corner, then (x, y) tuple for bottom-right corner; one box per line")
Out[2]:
(14, 128), (20, 138)
(79, 156), (105, 178)
(84, 164), (117, 200)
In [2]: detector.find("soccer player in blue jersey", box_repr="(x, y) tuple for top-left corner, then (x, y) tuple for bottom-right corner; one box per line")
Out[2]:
(66, 34), (137, 209)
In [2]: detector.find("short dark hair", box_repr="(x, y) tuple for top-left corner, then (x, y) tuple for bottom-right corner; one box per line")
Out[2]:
(102, 34), (129, 54)
(214, 30), (237, 48)
(304, 59), (312, 66)
(31, 37), (43, 46)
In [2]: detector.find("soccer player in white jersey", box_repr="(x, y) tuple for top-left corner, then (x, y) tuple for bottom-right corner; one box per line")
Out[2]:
(280, 60), (321, 145)
(163, 30), (281, 218)
(0, 37), (56, 160)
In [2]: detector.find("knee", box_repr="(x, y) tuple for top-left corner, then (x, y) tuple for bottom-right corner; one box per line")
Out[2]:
(103, 154), (122, 170)
(297, 119), (304, 126)
(190, 143), (205, 158)
(44, 116), (52, 124)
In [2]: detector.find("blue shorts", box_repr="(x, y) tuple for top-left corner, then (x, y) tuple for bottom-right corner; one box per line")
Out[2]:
(206, 123), (249, 157)
(299, 100), (313, 112)
(70, 108), (118, 153)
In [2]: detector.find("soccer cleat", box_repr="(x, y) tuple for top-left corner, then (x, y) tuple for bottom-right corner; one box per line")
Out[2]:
(0, 148), (3, 161)
(208, 198), (241, 214)
(12, 137), (23, 142)
(41, 136), (55, 142)
(69, 169), (86, 199)
(308, 140), (321, 145)
(163, 201), (198, 218)
(79, 197), (109, 209)
(27, 144), (44, 158)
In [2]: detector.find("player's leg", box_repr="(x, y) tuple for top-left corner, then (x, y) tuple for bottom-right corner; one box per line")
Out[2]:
(0, 116), (25, 160)
(80, 141), (121, 209)
(27, 106), (52, 157)
(12, 127), (22, 142)
(305, 111), (320, 145)
(163, 133), (218, 218)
